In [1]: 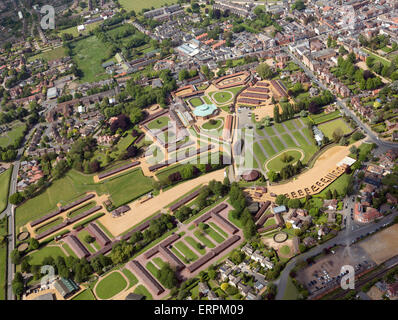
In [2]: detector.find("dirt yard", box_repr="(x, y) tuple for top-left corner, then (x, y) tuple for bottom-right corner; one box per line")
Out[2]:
(97, 168), (226, 236)
(268, 142), (361, 196)
(262, 237), (296, 258)
(359, 224), (398, 264)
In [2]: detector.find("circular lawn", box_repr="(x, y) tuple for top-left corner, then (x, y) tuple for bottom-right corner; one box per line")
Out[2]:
(95, 271), (128, 300)
(202, 119), (223, 131)
(212, 91), (233, 104)
(266, 150), (303, 172)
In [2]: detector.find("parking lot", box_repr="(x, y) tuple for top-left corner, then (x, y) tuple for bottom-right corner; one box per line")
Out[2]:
(296, 246), (375, 295)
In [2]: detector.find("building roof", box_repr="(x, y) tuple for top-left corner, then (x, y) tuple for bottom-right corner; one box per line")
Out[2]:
(193, 104), (217, 117)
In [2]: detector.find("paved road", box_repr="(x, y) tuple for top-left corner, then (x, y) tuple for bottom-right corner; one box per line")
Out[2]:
(1, 125), (37, 300)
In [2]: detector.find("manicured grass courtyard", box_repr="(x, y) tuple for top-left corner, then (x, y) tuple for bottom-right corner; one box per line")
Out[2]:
(318, 118), (352, 140)
(174, 241), (198, 262)
(95, 271), (128, 300)
(147, 116), (170, 130)
(212, 91), (233, 104)
(28, 246), (67, 265)
(266, 150), (303, 172)
(34, 217), (64, 234)
(193, 230), (215, 248)
(203, 226), (225, 244)
(184, 236), (206, 255)
(280, 245), (291, 255)
(189, 97), (204, 107)
(67, 201), (96, 218)
(133, 285), (153, 300)
(202, 119), (222, 131)
(72, 288), (96, 300)
(121, 268), (139, 288)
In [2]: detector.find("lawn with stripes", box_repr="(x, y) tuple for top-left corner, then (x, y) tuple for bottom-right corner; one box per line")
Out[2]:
(174, 241), (198, 262)
(203, 226), (225, 244)
(293, 119), (303, 129)
(271, 136), (285, 152)
(273, 123), (286, 134)
(209, 222), (228, 238)
(281, 133), (297, 148)
(263, 126), (276, 137)
(260, 139), (277, 157)
(194, 230), (215, 248)
(254, 142), (268, 164)
(284, 120), (297, 132)
(146, 261), (160, 278)
(170, 247), (190, 264)
(153, 257), (166, 269)
(185, 236), (206, 255)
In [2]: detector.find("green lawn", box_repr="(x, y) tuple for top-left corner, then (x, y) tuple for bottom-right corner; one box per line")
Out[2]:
(318, 118), (352, 140)
(16, 168), (153, 231)
(76, 229), (97, 254)
(133, 284), (153, 300)
(193, 230), (215, 249)
(212, 91), (233, 104)
(70, 35), (111, 83)
(266, 150), (303, 172)
(283, 276), (300, 300)
(202, 119), (222, 130)
(0, 167), (12, 213)
(270, 136), (285, 152)
(0, 122), (26, 148)
(309, 110), (341, 124)
(184, 236), (206, 255)
(67, 201), (96, 218)
(27, 46), (67, 62)
(72, 288), (96, 300)
(260, 139), (277, 157)
(152, 257), (166, 269)
(58, 20), (103, 38)
(174, 241), (198, 262)
(280, 245), (291, 255)
(34, 217), (64, 234)
(263, 217), (276, 227)
(95, 272), (128, 300)
(146, 261), (160, 278)
(119, 0), (171, 12)
(315, 173), (352, 199)
(280, 133), (297, 148)
(189, 97), (204, 107)
(203, 226), (225, 244)
(147, 116), (170, 130)
(121, 268), (138, 288)
(208, 222), (228, 238)
(27, 246), (67, 265)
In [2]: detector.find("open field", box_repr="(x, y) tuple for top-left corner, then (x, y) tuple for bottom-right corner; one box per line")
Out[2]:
(119, 0), (171, 12)
(95, 271), (128, 300)
(15, 168), (153, 232)
(0, 122), (26, 148)
(266, 150), (303, 172)
(27, 246), (67, 265)
(0, 167), (12, 213)
(58, 20), (103, 38)
(359, 224), (398, 265)
(308, 110), (341, 124)
(70, 36), (111, 83)
(27, 46), (67, 62)
(318, 118), (352, 140)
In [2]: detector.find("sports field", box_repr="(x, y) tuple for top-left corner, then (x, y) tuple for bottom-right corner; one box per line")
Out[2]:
(318, 118), (352, 140)
(119, 0), (171, 12)
(70, 36), (111, 83)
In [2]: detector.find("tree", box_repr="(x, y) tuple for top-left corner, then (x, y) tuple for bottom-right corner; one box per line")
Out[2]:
(256, 63), (273, 80)
(273, 106), (280, 123)
(29, 238), (39, 250)
(11, 249), (22, 265)
(9, 192), (24, 205)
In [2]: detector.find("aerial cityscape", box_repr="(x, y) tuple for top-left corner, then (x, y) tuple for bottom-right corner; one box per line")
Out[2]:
(0, 0), (398, 303)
